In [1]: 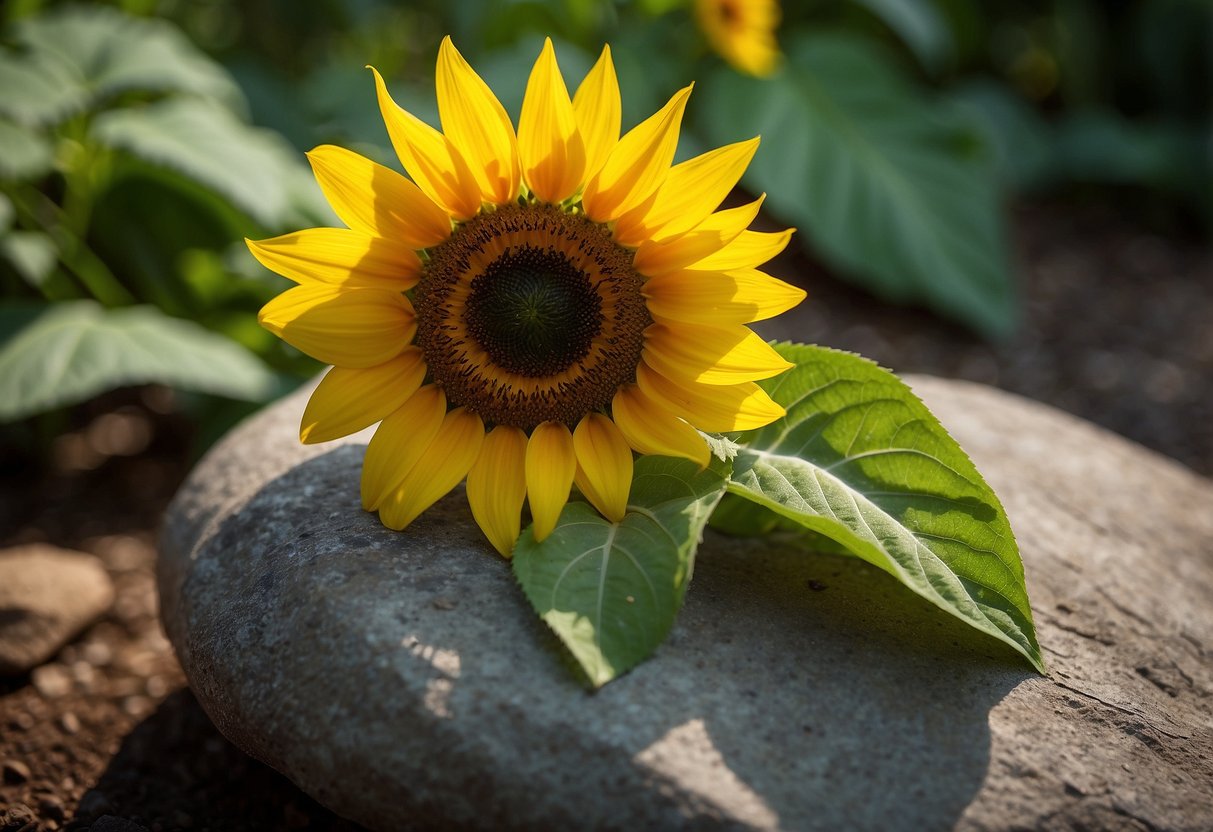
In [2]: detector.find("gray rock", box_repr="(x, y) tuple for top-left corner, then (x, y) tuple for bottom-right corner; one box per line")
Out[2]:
(0, 544), (114, 675)
(159, 377), (1213, 831)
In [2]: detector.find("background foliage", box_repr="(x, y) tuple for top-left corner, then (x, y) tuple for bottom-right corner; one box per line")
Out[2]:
(1, 0), (1209, 445)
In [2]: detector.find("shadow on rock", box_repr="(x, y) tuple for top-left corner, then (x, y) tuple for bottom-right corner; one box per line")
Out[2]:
(74, 688), (365, 831)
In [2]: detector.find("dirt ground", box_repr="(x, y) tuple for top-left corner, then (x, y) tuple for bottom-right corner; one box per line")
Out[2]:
(0, 200), (1209, 831)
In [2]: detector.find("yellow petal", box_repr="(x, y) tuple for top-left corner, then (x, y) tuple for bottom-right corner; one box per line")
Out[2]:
(611, 384), (710, 467)
(686, 227), (795, 272)
(259, 284), (414, 368)
(379, 407), (485, 531)
(519, 38), (586, 204)
(436, 37), (521, 205)
(643, 267), (806, 324)
(466, 425), (528, 557)
(361, 384), (446, 510)
(300, 348), (426, 444)
(633, 195), (764, 276)
(643, 322), (793, 384)
(247, 229), (421, 291)
(636, 360), (785, 432)
(525, 421), (576, 542)
(306, 145), (452, 249)
(582, 85), (693, 223)
(572, 45), (621, 184)
(613, 137), (760, 246)
(572, 413), (632, 523)
(369, 66), (482, 221)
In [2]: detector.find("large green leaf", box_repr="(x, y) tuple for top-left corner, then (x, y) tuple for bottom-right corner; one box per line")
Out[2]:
(513, 456), (730, 687)
(0, 301), (276, 421)
(0, 120), (55, 180)
(91, 98), (316, 229)
(700, 32), (1016, 338)
(726, 342), (1043, 672)
(0, 6), (243, 127)
(851, 0), (954, 73)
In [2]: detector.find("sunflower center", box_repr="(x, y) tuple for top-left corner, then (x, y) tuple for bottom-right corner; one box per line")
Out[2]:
(464, 247), (601, 378)
(415, 203), (650, 430)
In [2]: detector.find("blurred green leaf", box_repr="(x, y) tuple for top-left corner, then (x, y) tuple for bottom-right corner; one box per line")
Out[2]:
(701, 32), (1016, 338)
(0, 194), (13, 232)
(0, 119), (55, 180)
(851, 0), (954, 73)
(0, 48), (85, 127)
(91, 97), (311, 229)
(948, 79), (1055, 192)
(0, 300), (276, 422)
(2, 5), (244, 126)
(0, 230), (57, 289)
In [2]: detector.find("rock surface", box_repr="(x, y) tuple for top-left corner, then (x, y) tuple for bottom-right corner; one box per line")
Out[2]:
(159, 377), (1213, 831)
(0, 545), (114, 675)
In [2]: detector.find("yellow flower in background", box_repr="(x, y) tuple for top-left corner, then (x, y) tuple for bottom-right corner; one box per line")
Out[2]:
(695, 0), (782, 77)
(249, 37), (803, 556)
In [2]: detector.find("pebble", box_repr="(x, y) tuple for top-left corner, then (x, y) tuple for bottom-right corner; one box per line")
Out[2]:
(58, 712), (81, 735)
(0, 545), (114, 675)
(2, 759), (31, 783)
(1, 803), (36, 832)
(37, 796), (65, 823)
(30, 664), (72, 699)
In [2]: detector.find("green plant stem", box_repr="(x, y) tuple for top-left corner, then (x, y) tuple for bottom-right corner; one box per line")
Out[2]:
(10, 185), (135, 306)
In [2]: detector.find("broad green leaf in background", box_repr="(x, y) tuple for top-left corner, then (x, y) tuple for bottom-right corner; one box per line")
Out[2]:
(513, 456), (730, 687)
(850, 0), (954, 73)
(0, 5), (244, 128)
(948, 80), (1055, 193)
(701, 32), (1017, 339)
(0, 301), (277, 422)
(725, 342), (1044, 672)
(0, 231), (58, 289)
(0, 120), (55, 180)
(91, 98), (325, 229)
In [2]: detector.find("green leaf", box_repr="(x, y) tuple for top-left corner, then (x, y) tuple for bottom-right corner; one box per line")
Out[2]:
(726, 342), (1044, 672)
(0, 230), (57, 289)
(0, 119), (54, 180)
(0, 301), (276, 421)
(91, 98), (310, 228)
(513, 456), (730, 687)
(851, 0), (954, 73)
(0, 5), (243, 127)
(700, 32), (1016, 338)
(948, 79), (1055, 192)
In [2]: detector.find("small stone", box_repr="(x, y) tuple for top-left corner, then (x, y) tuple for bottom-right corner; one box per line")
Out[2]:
(0, 545), (114, 675)
(30, 664), (72, 699)
(58, 712), (81, 735)
(2, 758), (31, 783)
(170, 810), (193, 829)
(0, 803), (36, 832)
(9, 712), (34, 731)
(36, 796), (65, 823)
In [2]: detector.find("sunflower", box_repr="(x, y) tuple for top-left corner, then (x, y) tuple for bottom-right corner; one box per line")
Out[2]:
(694, 0), (782, 78)
(249, 37), (803, 556)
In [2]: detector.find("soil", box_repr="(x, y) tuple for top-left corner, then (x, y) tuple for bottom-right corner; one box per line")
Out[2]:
(0, 200), (1209, 831)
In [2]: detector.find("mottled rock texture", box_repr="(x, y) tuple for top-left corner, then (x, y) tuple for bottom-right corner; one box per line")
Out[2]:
(159, 377), (1213, 831)
(0, 545), (114, 675)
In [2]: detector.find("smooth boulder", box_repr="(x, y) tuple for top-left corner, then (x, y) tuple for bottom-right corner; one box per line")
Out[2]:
(159, 377), (1213, 831)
